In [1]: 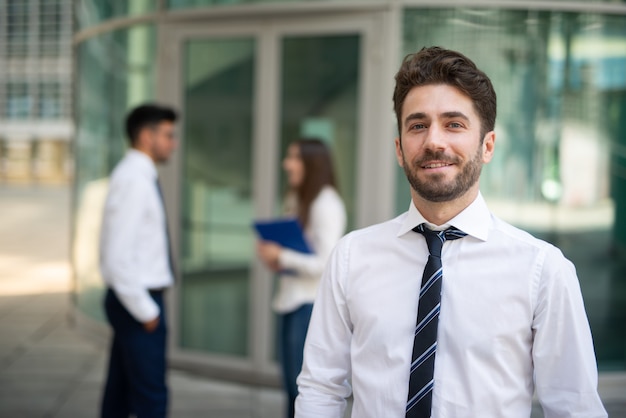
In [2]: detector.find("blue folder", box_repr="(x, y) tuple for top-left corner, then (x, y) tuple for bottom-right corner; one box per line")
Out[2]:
(253, 218), (313, 254)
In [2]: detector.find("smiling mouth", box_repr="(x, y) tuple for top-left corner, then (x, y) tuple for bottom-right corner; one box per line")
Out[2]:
(422, 162), (454, 169)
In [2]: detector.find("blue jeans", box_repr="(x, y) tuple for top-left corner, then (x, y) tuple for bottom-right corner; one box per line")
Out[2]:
(278, 303), (313, 418)
(101, 289), (168, 418)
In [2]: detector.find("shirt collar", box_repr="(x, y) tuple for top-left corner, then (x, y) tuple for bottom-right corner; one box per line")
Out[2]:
(127, 148), (158, 179)
(398, 192), (491, 241)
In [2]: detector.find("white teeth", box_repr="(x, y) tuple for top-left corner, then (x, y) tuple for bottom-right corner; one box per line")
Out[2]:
(424, 163), (450, 168)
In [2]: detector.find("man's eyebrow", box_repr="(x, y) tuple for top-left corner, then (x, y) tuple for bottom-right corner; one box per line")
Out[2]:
(441, 111), (470, 121)
(403, 112), (427, 127)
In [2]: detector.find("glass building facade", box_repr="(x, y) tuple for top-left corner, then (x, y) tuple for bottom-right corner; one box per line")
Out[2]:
(0, 0), (73, 184)
(73, 0), (626, 383)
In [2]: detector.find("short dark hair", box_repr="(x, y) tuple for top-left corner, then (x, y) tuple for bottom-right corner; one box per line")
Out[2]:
(392, 46), (496, 138)
(125, 103), (178, 145)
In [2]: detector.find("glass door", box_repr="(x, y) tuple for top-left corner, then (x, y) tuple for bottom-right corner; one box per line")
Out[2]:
(159, 11), (390, 381)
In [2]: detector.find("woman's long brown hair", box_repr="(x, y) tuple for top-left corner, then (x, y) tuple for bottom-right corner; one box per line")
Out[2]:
(291, 138), (338, 228)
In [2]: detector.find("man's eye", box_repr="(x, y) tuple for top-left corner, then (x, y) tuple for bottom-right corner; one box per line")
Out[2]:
(449, 122), (463, 128)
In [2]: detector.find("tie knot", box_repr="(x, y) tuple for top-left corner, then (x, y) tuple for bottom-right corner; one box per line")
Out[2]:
(413, 224), (467, 258)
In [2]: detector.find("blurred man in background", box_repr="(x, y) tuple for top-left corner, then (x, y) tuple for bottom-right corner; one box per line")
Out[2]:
(99, 103), (177, 418)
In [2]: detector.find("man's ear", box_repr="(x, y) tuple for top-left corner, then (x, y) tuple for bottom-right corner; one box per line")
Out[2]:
(394, 136), (404, 167)
(482, 131), (495, 164)
(134, 127), (152, 150)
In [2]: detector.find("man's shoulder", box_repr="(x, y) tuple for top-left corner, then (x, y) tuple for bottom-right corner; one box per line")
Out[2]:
(109, 151), (132, 173)
(340, 212), (406, 245)
(109, 153), (151, 183)
(312, 186), (345, 212)
(106, 158), (154, 202)
(489, 214), (556, 254)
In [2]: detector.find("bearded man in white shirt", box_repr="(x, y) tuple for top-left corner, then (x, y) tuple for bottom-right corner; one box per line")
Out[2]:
(295, 47), (607, 418)
(99, 103), (178, 418)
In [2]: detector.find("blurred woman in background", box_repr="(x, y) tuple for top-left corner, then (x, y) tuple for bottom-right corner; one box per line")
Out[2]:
(257, 138), (346, 418)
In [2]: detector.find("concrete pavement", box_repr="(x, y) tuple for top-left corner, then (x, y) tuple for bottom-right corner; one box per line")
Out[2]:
(0, 185), (624, 417)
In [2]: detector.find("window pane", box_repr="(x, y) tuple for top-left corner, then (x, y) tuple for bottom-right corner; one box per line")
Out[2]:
(40, 0), (62, 56)
(7, 0), (29, 57)
(38, 82), (61, 119)
(6, 83), (31, 118)
(179, 38), (256, 356)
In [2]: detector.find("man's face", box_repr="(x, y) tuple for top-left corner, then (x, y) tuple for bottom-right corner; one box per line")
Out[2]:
(147, 121), (177, 163)
(395, 84), (495, 203)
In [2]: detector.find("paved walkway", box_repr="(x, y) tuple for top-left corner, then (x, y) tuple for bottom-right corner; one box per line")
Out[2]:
(0, 186), (624, 417)
(0, 186), (283, 417)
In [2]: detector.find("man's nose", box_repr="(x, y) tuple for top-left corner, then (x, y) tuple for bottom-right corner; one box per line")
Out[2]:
(423, 124), (446, 150)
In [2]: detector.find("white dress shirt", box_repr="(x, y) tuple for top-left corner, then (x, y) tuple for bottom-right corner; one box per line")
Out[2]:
(273, 186), (346, 313)
(100, 149), (174, 322)
(296, 193), (606, 418)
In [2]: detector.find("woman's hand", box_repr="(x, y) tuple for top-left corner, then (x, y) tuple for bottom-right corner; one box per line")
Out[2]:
(257, 241), (282, 272)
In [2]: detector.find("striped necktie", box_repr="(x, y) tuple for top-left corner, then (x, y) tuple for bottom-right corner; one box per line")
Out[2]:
(406, 224), (467, 417)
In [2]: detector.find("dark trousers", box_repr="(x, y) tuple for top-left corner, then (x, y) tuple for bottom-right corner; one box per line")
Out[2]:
(101, 289), (168, 418)
(278, 303), (313, 418)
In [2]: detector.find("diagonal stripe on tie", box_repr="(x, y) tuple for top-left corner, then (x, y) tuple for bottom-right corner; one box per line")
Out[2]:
(419, 269), (442, 297)
(411, 342), (437, 373)
(414, 304), (440, 335)
(406, 224), (467, 418)
(407, 380), (434, 411)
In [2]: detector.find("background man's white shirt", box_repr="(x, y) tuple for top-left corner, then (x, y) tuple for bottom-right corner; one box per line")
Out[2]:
(100, 149), (174, 322)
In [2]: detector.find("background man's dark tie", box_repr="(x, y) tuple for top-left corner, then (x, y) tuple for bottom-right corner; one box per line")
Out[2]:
(156, 179), (175, 277)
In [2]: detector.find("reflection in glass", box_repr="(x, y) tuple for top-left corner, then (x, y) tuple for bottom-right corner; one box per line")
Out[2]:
(401, 9), (626, 370)
(179, 38), (255, 356)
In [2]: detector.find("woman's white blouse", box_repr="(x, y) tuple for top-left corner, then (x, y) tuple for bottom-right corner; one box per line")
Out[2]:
(272, 186), (346, 313)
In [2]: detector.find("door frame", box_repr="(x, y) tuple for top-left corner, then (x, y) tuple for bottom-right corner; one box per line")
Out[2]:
(157, 9), (397, 384)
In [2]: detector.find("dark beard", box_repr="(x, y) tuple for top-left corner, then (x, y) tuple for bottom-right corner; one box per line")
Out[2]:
(402, 147), (483, 203)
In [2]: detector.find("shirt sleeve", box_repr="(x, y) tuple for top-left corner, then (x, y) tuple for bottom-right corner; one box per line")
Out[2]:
(100, 176), (160, 323)
(279, 189), (346, 278)
(295, 237), (353, 418)
(532, 245), (607, 418)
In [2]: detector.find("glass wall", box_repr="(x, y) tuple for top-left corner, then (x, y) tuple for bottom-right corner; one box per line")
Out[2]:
(73, 25), (156, 321)
(399, 9), (626, 370)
